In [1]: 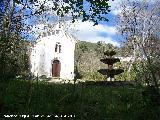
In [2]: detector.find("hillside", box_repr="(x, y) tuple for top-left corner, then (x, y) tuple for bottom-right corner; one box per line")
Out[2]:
(74, 41), (124, 80)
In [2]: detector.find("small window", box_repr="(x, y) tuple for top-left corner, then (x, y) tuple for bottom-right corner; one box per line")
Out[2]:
(59, 45), (61, 53)
(55, 42), (61, 53)
(55, 44), (58, 52)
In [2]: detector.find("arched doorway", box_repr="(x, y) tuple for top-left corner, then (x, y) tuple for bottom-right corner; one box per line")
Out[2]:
(52, 60), (61, 77)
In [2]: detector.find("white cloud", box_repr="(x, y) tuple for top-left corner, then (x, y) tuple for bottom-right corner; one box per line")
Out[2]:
(111, 9), (122, 15)
(67, 20), (119, 46)
(69, 20), (116, 35)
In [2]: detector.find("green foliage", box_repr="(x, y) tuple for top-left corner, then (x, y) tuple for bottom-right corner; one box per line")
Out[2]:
(132, 61), (160, 87)
(80, 71), (106, 81)
(114, 61), (133, 81)
(0, 34), (30, 80)
(14, 0), (111, 25)
(74, 41), (120, 81)
(0, 80), (159, 119)
(30, 0), (110, 25)
(0, 0), (30, 80)
(115, 69), (128, 81)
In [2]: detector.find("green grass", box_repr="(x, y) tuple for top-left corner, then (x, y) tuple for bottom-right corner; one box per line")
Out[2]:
(0, 79), (159, 120)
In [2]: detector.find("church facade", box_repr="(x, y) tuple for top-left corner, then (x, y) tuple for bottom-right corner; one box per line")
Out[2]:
(30, 23), (76, 80)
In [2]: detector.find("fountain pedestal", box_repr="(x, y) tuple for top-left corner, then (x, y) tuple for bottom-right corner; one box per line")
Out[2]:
(98, 50), (124, 81)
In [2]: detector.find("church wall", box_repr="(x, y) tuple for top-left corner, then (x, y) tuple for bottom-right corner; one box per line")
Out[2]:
(30, 29), (76, 80)
(58, 33), (75, 80)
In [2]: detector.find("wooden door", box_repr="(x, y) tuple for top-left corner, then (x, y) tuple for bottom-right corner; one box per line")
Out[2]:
(52, 60), (61, 77)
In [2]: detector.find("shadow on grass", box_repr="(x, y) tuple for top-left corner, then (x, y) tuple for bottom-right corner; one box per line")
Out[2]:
(0, 79), (159, 120)
(83, 81), (136, 87)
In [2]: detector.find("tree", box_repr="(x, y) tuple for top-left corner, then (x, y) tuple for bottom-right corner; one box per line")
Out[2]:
(116, 0), (160, 89)
(22, 0), (111, 25)
(0, 0), (30, 80)
(16, 0), (113, 38)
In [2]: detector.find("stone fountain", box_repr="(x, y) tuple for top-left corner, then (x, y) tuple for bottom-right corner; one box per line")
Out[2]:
(98, 50), (124, 81)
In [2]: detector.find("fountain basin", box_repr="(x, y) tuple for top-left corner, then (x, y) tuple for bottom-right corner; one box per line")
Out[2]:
(100, 58), (120, 65)
(104, 51), (116, 56)
(98, 69), (124, 78)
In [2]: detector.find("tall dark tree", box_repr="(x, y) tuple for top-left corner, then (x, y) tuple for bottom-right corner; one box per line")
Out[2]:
(0, 0), (29, 80)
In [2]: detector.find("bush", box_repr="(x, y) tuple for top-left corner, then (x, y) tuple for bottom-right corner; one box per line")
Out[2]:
(79, 71), (106, 81)
(132, 61), (160, 87)
(142, 86), (160, 106)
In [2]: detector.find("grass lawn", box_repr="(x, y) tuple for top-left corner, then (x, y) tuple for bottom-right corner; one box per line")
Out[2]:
(0, 79), (160, 120)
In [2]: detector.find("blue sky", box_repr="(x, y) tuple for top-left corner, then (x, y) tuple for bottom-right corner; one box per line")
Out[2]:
(2, 0), (157, 46)
(23, 0), (156, 46)
(69, 0), (157, 46)
(68, 0), (122, 46)
(20, 0), (122, 46)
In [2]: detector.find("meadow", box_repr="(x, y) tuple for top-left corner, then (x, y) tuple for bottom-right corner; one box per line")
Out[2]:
(0, 79), (159, 120)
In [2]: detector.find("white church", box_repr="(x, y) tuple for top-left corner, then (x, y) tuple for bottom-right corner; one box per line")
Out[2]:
(30, 22), (77, 80)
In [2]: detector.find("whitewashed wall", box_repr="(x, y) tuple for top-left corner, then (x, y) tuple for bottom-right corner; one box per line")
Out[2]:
(30, 24), (76, 80)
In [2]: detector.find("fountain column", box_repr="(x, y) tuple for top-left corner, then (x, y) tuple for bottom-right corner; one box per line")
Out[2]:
(98, 50), (124, 81)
